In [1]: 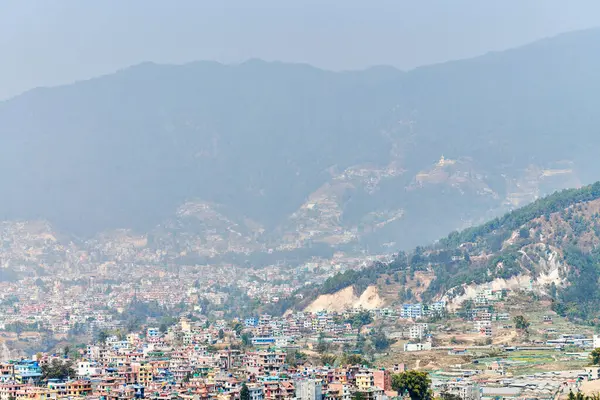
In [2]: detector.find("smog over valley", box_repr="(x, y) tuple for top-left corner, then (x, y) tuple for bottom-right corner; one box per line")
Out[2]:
(3, 2), (600, 400)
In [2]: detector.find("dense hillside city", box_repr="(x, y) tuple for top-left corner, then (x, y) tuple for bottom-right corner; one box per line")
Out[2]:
(4, 6), (600, 400)
(6, 182), (600, 400)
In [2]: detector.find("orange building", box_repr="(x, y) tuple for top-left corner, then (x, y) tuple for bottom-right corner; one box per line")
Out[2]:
(373, 370), (391, 391)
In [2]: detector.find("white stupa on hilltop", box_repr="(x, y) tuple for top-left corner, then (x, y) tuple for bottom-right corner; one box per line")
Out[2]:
(437, 155), (456, 167)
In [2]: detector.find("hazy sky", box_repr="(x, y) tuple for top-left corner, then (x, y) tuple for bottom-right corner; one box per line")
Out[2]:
(1, 0), (600, 100)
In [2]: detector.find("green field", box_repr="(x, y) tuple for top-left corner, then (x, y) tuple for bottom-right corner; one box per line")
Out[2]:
(467, 349), (589, 376)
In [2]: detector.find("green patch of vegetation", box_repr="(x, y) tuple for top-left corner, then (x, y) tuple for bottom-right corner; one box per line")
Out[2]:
(552, 246), (600, 321)
(441, 182), (600, 249)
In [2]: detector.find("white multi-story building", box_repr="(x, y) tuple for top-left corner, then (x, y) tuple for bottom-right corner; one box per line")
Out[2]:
(593, 335), (600, 349)
(429, 301), (446, 312)
(586, 367), (600, 381)
(474, 320), (491, 332)
(76, 361), (101, 377)
(296, 379), (323, 400)
(409, 323), (428, 340)
(458, 383), (481, 400)
(248, 384), (264, 400)
(259, 314), (272, 326)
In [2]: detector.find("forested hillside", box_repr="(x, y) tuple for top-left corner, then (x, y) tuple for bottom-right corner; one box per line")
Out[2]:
(293, 182), (600, 322)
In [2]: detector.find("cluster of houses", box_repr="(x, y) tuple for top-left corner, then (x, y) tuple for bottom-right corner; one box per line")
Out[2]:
(0, 321), (406, 400)
(0, 221), (394, 344)
(3, 314), (600, 400)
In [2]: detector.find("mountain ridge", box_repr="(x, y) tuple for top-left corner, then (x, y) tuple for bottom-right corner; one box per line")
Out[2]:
(1, 29), (600, 254)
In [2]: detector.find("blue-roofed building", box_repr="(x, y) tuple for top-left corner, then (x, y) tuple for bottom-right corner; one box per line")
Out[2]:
(400, 303), (423, 319)
(13, 360), (42, 384)
(147, 327), (160, 338)
(251, 337), (276, 346)
(245, 317), (258, 327)
(132, 384), (145, 399)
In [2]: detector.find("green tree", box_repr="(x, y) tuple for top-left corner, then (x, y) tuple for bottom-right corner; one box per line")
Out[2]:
(97, 330), (109, 346)
(371, 329), (391, 351)
(41, 359), (75, 381)
(440, 392), (462, 400)
(351, 311), (373, 329)
(398, 288), (406, 302)
(568, 391), (589, 400)
(63, 346), (70, 359)
(285, 350), (307, 367)
(519, 228), (530, 239)
(233, 322), (244, 335)
(513, 315), (530, 331)
(341, 353), (370, 367)
(241, 333), (252, 347)
(591, 348), (600, 365)
(352, 392), (366, 400)
(320, 354), (337, 366)
(391, 371), (433, 400)
(355, 334), (366, 354)
(315, 335), (329, 354)
(218, 329), (225, 340)
(159, 323), (168, 334)
(362, 342), (375, 361)
(548, 282), (557, 299)
(587, 393), (600, 400)
(240, 383), (250, 400)
(398, 272), (407, 285)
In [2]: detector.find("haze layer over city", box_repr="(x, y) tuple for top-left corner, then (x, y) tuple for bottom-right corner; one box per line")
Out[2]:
(3, 2), (600, 400)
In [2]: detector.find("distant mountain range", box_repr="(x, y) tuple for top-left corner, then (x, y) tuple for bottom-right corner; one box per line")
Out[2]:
(1, 29), (600, 255)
